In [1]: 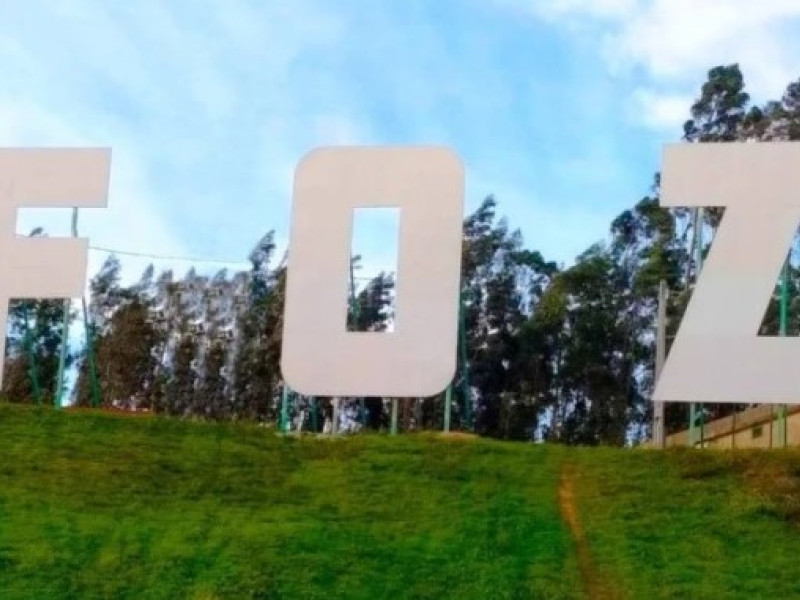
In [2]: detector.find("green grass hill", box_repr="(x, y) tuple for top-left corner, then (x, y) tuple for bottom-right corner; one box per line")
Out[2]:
(2, 403), (800, 599)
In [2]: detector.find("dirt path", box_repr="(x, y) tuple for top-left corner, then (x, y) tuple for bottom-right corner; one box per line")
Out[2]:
(558, 465), (624, 600)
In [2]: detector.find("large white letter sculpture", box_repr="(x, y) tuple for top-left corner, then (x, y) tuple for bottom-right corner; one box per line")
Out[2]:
(0, 148), (111, 388)
(281, 146), (464, 397)
(654, 141), (800, 405)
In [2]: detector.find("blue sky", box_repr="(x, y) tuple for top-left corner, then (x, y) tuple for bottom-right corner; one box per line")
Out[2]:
(3, 0), (800, 284)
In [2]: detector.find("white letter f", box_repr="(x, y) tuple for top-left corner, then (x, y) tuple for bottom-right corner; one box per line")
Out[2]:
(0, 148), (110, 390)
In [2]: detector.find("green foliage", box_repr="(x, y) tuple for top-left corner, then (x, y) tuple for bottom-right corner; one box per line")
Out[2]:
(3, 230), (76, 406)
(233, 234), (283, 422)
(461, 197), (558, 439)
(347, 269), (395, 332)
(684, 64), (750, 143)
(197, 340), (229, 419)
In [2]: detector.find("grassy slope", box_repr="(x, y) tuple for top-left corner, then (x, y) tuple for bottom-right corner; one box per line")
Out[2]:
(2, 404), (800, 599)
(0, 405), (580, 599)
(572, 448), (800, 599)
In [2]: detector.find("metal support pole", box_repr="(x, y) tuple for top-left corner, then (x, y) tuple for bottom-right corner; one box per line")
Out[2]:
(444, 385), (452, 432)
(332, 397), (340, 435)
(347, 257), (362, 435)
(55, 208), (83, 408)
(72, 210), (101, 408)
(697, 209), (706, 444)
(778, 405), (787, 448)
(780, 258), (790, 337)
(55, 298), (69, 408)
(689, 404), (697, 447)
(390, 398), (398, 436)
(689, 208), (705, 447)
(770, 405), (775, 449)
(458, 296), (472, 430)
(700, 408), (705, 448)
(310, 397), (318, 432)
(687, 209), (699, 447)
(296, 398), (305, 433)
(779, 257), (789, 447)
(82, 299), (101, 408)
(280, 384), (289, 432)
(653, 280), (667, 448)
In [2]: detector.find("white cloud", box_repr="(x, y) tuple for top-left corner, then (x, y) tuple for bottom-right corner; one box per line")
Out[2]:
(0, 0), (360, 286)
(537, 0), (639, 20)
(497, 0), (800, 131)
(1, 0), (655, 276)
(0, 97), (189, 286)
(490, 0), (638, 21)
(603, 1), (800, 94)
(629, 89), (694, 133)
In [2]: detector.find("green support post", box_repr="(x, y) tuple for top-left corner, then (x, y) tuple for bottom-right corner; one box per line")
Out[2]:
(780, 258), (790, 337)
(699, 408), (705, 448)
(778, 404), (788, 448)
(82, 302), (102, 409)
(54, 208), (84, 408)
(458, 297), (472, 430)
(390, 398), (398, 436)
(689, 207), (704, 447)
(440, 293), (471, 433)
(778, 258), (790, 447)
(444, 384), (452, 432)
(54, 298), (70, 408)
(348, 256), (361, 433)
(73, 210), (102, 409)
(310, 397), (318, 433)
(280, 385), (290, 433)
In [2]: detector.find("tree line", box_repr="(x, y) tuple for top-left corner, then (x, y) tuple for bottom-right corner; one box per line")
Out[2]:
(4, 64), (800, 445)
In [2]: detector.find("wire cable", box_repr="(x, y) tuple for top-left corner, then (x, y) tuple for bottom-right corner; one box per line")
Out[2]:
(16, 233), (392, 281)
(89, 245), (249, 266)
(87, 245), (386, 280)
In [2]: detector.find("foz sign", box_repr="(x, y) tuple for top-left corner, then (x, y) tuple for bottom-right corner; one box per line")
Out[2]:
(1, 143), (799, 404)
